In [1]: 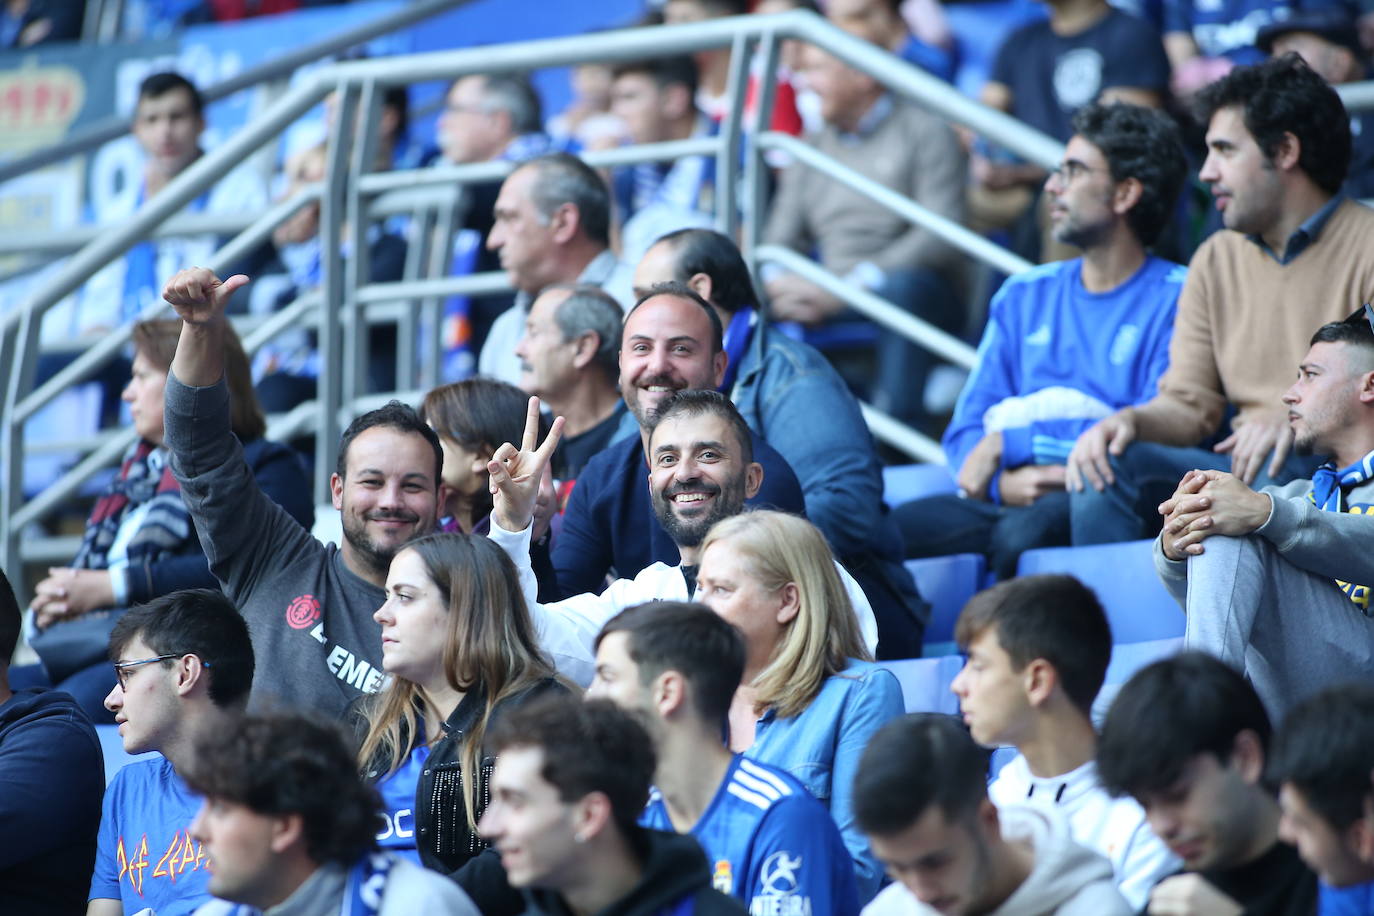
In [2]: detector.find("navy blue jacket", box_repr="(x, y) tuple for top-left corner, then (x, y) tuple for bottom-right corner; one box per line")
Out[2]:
(552, 430), (805, 597)
(0, 688), (104, 915)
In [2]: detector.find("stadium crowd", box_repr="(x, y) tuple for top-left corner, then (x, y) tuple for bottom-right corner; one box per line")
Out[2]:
(6, 0), (1374, 914)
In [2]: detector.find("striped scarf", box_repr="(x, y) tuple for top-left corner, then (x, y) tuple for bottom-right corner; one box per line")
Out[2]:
(72, 439), (192, 578)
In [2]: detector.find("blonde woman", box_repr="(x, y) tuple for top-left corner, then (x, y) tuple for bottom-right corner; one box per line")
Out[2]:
(696, 510), (903, 904)
(356, 532), (566, 873)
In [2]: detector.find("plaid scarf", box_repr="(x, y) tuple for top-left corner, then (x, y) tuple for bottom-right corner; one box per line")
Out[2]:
(72, 439), (192, 578)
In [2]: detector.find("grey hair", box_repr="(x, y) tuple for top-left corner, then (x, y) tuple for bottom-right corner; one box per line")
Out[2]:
(521, 153), (611, 247)
(543, 283), (623, 380)
(479, 73), (543, 136)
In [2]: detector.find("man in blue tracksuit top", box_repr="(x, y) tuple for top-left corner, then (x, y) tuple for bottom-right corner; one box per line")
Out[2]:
(895, 102), (1190, 578)
(591, 601), (862, 913)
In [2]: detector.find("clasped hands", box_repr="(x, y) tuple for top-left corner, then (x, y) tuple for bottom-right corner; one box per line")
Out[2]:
(1158, 469), (1272, 562)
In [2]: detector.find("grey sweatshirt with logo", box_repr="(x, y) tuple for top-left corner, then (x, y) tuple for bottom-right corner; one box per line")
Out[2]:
(165, 372), (387, 716)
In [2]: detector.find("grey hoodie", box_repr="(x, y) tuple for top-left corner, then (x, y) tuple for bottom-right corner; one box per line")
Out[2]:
(862, 806), (1131, 916)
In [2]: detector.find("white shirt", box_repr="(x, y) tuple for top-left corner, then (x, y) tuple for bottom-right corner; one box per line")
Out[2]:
(488, 518), (879, 686)
(989, 754), (1180, 910)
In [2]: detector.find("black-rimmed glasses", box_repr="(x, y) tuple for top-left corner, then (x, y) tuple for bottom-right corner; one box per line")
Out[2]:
(113, 653), (209, 688)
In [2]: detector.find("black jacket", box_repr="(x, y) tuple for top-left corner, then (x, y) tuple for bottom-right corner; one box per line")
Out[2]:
(358, 678), (567, 874)
(520, 829), (748, 916)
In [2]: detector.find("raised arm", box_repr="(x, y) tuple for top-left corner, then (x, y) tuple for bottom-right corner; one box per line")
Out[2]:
(162, 267), (249, 388)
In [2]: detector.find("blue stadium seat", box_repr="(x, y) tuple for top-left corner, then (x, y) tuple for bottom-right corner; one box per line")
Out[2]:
(883, 654), (965, 715)
(882, 463), (957, 508)
(905, 554), (984, 656)
(1015, 540), (1183, 643)
(1091, 637), (1183, 727)
(95, 723), (157, 785)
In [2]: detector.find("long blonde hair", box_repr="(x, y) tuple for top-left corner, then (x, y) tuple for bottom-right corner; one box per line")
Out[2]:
(700, 511), (870, 719)
(357, 533), (556, 833)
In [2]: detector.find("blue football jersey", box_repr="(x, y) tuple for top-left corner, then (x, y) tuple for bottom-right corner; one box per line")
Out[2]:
(643, 755), (860, 916)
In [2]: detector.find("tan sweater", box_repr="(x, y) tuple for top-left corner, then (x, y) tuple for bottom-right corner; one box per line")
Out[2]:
(762, 97), (969, 286)
(1136, 199), (1374, 445)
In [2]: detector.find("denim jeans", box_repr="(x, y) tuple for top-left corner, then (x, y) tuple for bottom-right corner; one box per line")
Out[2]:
(1069, 441), (1322, 545)
(895, 491), (1072, 580)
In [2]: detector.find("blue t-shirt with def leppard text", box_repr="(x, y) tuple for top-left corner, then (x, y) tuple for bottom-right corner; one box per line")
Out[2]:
(375, 744), (429, 864)
(944, 256), (1184, 501)
(641, 755), (860, 916)
(89, 756), (209, 915)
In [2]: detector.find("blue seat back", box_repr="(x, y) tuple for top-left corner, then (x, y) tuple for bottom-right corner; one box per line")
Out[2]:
(1016, 540), (1183, 643)
(882, 463), (958, 508)
(1091, 637), (1184, 727)
(882, 655), (965, 715)
(905, 553), (984, 656)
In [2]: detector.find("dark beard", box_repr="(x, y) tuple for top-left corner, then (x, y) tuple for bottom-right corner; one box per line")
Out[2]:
(653, 474), (748, 548)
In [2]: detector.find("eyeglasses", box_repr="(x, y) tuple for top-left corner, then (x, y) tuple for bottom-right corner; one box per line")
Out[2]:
(1049, 161), (1104, 183)
(113, 653), (209, 688)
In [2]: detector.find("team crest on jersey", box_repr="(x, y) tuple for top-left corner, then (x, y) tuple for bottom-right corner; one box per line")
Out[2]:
(286, 594), (321, 629)
(713, 859), (734, 894)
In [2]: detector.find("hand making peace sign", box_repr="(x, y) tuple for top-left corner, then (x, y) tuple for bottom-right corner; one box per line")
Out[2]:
(489, 396), (565, 534)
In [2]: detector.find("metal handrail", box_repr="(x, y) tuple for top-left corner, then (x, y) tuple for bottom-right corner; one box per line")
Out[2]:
(0, 0), (474, 187)
(3, 9), (1069, 590)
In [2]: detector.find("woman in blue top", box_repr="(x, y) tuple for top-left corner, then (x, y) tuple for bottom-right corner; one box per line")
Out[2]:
(696, 510), (903, 904)
(356, 532), (565, 874)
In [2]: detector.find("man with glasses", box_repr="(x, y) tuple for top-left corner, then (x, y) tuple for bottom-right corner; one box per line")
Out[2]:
(1069, 55), (1374, 542)
(87, 589), (254, 916)
(1155, 313), (1374, 717)
(894, 102), (1188, 580)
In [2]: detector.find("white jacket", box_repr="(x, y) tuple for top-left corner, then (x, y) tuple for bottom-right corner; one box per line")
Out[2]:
(990, 754), (1179, 910)
(489, 518), (878, 686)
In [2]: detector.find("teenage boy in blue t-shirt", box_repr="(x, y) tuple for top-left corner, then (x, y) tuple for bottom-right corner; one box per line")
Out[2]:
(895, 101), (1189, 579)
(589, 601), (862, 913)
(87, 589), (254, 916)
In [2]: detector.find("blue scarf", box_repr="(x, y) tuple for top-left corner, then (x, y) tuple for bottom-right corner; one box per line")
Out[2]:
(719, 307), (756, 393)
(1308, 449), (1374, 513)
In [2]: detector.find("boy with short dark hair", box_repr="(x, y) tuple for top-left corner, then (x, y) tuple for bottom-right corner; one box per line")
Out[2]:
(950, 575), (1178, 908)
(1097, 652), (1317, 915)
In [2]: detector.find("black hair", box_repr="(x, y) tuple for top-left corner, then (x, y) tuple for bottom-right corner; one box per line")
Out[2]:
(542, 283), (624, 381)
(0, 567), (19, 666)
(184, 713), (383, 867)
(137, 71), (204, 117)
(954, 575), (1112, 718)
(108, 589), (255, 708)
(489, 696), (656, 846)
(1195, 53), (1351, 194)
(854, 714), (990, 836)
(1071, 102), (1188, 246)
(626, 280), (724, 352)
(382, 84), (410, 140)
(1270, 682), (1374, 833)
(1310, 311), (1374, 353)
(596, 601), (745, 724)
(522, 153), (611, 248)
(336, 400), (443, 485)
(646, 389), (754, 465)
(1097, 651), (1272, 799)
(657, 228), (759, 316)
(611, 55), (699, 100)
